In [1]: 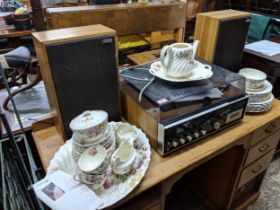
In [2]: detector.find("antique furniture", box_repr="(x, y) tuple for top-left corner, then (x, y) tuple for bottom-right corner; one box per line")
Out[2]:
(32, 25), (121, 139)
(0, 18), (34, 48)
(194, 9), (251, 71)
(45, 2), (186, 44)
(242, 36), (280, 98)
(127, 49), (160, 65)
(1, 46), (30, 87)
(32, 99), (280, 209)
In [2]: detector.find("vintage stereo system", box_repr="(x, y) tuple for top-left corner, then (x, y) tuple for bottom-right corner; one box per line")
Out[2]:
(194, 10), (251, 71)
(33, 25), (121, 139)
(120, 62), (248, 156)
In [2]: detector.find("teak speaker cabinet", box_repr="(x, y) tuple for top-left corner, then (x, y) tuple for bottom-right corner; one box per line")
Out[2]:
(32, 24), (121, 139)
(194, 9), (251, 71)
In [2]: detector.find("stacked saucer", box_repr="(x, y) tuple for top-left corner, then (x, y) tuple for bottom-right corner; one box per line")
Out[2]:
(70, 110), (116, 162)
(239, 68), (274, 113)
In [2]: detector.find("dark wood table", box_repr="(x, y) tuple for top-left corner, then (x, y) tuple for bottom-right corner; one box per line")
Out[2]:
(242, 36), (280, 98)
(0, 18), (34, 48)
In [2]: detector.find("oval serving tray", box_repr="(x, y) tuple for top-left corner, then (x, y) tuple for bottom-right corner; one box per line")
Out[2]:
(47, 122), (151, 209)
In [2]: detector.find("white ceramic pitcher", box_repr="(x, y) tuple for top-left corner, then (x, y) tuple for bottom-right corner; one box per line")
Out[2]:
(111, 142), (136, 175)
(160, 41), (200, 79)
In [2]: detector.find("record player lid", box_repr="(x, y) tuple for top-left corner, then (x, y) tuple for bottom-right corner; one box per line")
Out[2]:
(120, 61), (245, 112)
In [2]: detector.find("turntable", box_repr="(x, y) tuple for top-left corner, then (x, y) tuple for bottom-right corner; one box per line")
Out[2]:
(120, 61), (248, 156)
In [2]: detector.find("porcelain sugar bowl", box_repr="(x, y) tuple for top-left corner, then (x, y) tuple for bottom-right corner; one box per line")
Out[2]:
(70, 110), (108, 140)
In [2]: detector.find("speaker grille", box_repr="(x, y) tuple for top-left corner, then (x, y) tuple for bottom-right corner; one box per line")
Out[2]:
(46, 36), (120, 139)
(214, 17), (250, 71)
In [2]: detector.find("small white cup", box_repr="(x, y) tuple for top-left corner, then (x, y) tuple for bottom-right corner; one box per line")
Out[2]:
(239, 68), (267, 90)
(115, 123), (138, 146)
(78, 145), (109, 174)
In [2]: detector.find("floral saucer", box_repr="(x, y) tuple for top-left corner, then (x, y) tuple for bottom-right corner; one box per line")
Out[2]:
(149, 61), (213, 83)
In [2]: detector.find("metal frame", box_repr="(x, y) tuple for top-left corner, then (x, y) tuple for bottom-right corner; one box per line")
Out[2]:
(0, 64), (44, 210)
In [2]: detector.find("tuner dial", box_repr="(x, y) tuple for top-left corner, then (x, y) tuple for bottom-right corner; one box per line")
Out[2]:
(172, 140), (179, 148)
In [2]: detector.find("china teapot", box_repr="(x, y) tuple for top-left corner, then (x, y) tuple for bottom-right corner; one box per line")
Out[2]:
(160, 40), (200, 78)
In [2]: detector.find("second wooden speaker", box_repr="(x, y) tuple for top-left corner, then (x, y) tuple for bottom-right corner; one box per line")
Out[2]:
(194, 10), (251, 71)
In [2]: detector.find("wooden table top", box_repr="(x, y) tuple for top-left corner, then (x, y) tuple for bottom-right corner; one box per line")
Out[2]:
(0, 18), (34, 39)
(244, 37), (280, 64)
(32, 99), (280, 201)
(127, 49), (160, 65)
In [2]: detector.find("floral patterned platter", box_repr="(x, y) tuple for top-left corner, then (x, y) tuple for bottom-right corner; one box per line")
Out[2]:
(47, 122), (151, 209)
(149, 60), (213, 83)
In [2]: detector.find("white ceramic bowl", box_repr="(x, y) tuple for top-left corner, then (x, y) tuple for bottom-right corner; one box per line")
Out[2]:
(115, 123), (138, 146)
(70, 110), (108, 139)
(239, 68), (267, 90)
(78, 145), (108, 174)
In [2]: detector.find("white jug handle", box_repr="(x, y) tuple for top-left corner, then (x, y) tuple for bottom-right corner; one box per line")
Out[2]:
(160, 45), (173, 72)
(192, 40), (200, 59)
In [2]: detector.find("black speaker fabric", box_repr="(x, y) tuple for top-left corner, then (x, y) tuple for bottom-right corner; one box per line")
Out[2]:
(214, 17), (250, 72)
(46, 36), (120, 139)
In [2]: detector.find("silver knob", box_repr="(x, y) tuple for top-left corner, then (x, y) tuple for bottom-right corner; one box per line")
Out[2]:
(194, 131), (200, 138)
(201, 130), (207, 136)
(213, 121), (221, 130)
(179, 138), (186, 144)
(172, 141), (178, 148)
(186, 135), (192, 141)
(166, 142), (172, 151)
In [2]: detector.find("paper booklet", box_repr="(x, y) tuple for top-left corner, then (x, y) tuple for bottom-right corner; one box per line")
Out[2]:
(245, 40), (280, 56)
(33, 171), (103, 210)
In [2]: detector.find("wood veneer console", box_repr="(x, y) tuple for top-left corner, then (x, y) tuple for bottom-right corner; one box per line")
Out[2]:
(32, 99), (280, 210)
(46, 2), (186, 44)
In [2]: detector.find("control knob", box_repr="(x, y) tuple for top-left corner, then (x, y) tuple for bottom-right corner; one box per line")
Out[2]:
(194, 131), (200, 138)
(172, 140), (179, 148)
(186, 134), (193, 142)
(179, 137), (186, 144)
(201, 130), (207, 136)
(166, 142), (172, 152)
(213, 121), (222, 130)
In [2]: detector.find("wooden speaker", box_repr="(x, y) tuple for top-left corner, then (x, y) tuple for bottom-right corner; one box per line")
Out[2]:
(32, 24), (120, 139)
(194, 10), (251, 71)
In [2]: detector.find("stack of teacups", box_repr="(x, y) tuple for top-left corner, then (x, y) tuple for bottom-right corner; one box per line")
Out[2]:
(239, 68), (274, 113)
(70, 110), (115, 163)
(75, 145), (112, 188)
